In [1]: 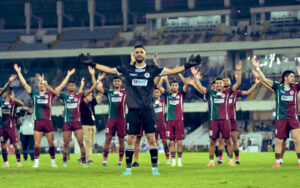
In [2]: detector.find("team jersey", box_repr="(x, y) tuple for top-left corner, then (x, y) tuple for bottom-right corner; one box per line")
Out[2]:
(60, 92), (84, 123)
(104, 88), (126, 119)
(228, 90), (242, 120)
(115, 64), (164, 109)
(272, 81), (299, 120)
(31, 89), (54, 120)
(165, 90), (185, 121)
(206, 88), (232, 120)
(0, 99), (18, 128)
(153, 98), (165, 122)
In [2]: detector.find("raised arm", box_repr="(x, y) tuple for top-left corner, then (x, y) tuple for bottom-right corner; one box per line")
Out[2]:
(88, 66), (96, 85)
(160, 54), (202, 76)
(191, 67), (207, 94)
(241, 78), (260, 95)
(78, 53), (118, 74)
(156, 76), (165, 94)
(0, 75), (17, 95)
(95, 73), (105, 94)
(84, 81), (98, 97)
(178, 73), (189, 93)
(36, 74), (60, 97)
(130, 52), (136, 66)
(14, 64), (32, 94)
(55, 68), (75, 93)
(78, 78), (85, 93)
(232, 61), (242, 91)
(153, 52), (159, 67)
(11, 92), (24, 106)
(252, 70), (274, 93)
(252, 57), (273, 87)
(187, 77), (203, 94)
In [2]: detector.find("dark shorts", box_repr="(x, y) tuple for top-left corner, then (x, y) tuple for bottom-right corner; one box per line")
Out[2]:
(34, 119), (54, 133)
(209, 120), (231, 140)
(126, 109), (156, 135)
(0, 127), (19, 144)
(155, 121), (167, 140)
(230, 119), (238, 132)
(166, 120), (185, 140)
(63, 122), (82, 132)
(105, 118), (126, 138)
(137, 123), (143, 138)
(275, 119), (300, 139)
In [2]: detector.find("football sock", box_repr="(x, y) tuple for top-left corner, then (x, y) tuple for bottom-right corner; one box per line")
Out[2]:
(34, 147), (40, 159)
(275, 153), (280, 163)
(15, 149), (21, 162)
(297, 153), (300, 163)
(49, 146), (55, 159)
(164, 144), (170, 160)
(119, 147), (125, 162)
(171, 152), (176, 163)
(81, 152), (86, 163)
(177, 152), (182, 163)
(218, 150), (223, 161)
(209, 155), (214, 163)
(63, 152), (68, 163)
(103, 148), (109, 161)
(125, 145), (134, 168)
(149, 147), (158, 168)
(234, 149), (239, 161)
(2, 148), (8, 162)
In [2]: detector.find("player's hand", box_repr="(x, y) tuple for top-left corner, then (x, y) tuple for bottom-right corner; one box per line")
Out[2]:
(88, 66), (95, 75)
(130, 52), (136, 66)
(78, 53), (96, 68)
(194, 71), (202, 80)
(186, 77), (195, 86)
(297, 67), (300, 76)
(164, 75), (168, 80)
(184, 54), (202, 70)
(14, 64), (21, 73)
(190, 67), (198, 75)
(36, 73), (45, 82)
(67, 68), (76, 76)
(153, 52), (159, 66)
(251, 57), (259, 68)
(81, 77), (85, 85)
(255, 77), (260, 84)
(97, 73), (106, 81)
(9, 74), (17, 82)
(236, 60), (242, 71)
(252, 70), (259, 78)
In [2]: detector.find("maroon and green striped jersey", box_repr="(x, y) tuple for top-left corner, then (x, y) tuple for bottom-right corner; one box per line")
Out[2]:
(228, 90), (242, 120)
(165, 91), (185, 121)
(272, 81), (299, 120)
(31, 90), (54, 120)
(153, 98), (165, 122)
(206, 88), (232, 120)
(0, 99), (18, 128)
(104, 88), (126, 119)
(60, 92), (84, 123)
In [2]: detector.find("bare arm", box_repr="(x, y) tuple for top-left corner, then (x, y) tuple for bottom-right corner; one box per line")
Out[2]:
(178, 73), (188, 93)
(78, 78), (85, 93)
(241, 78), (260, 95)
(160, 66), (185, 76)
(153, 52), (159, 67)
(252, 70), (274, 93)
(156, 76), (165, 94)
(191, 67), (207, 94)
(11, 92), (24, 106)
(88, 66), (96, 85)
(84, 81), (98, 97)
(43, 81), (60, 97)
(164, 76), (171, 92)
(252, 57), (273, 87)
(55, 68), (75, 93)
(14, 64), (32, 94)
(232, 61), (242, 91)
(95, 64), (118, 75)
(96, 93), (103, 103)
(187, 77), (203, 94)
(0, 75), (17, 95)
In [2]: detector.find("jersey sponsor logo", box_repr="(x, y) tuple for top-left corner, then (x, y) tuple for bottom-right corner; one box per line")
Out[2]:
(281, 96), (293, 101)
(111, 97), (122, 102)
(155, 107), (163, 113)
(144, 73), (150, 78)
(280, 90), (285, 94)
(66, 103), (78, 109)
(176, 96), (180, 99)
(4, 102), (9, 105)
(213, 98), (225, 103)
(169, 100), (179, 105)
(132, 79), (148, 86)
(8, 105), (12, 108)
(129, 73), (138, 77)
(135, 68), (145, 73)
(2, 109), (11, 114)
(37, 99), (49, 104)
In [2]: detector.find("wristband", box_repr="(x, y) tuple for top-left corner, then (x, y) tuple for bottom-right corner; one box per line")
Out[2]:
(256, 67), (260, 71)
(8, 81), (11, 85)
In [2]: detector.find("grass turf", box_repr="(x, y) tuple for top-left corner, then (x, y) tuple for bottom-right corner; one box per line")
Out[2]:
(0, 152), (300, 188)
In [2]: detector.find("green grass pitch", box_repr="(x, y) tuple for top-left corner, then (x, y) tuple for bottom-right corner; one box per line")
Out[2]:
(1, 152), (300, 188)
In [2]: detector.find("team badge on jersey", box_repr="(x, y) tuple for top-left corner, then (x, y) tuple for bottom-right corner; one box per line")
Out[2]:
(144, 73), (150, 78)
(290, 91), (294, 95)
(74, 98), (78, 102)
(45, 95), (49, 99)
(119, 93), (123, 97)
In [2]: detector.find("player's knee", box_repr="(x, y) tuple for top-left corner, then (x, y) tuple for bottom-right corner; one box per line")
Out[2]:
(63, 142), (69, 148)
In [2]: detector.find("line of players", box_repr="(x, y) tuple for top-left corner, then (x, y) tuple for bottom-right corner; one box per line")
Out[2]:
(1, 49), (300, 170)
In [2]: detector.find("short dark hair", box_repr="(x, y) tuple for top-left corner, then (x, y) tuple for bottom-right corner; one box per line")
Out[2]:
(68, 81), (75, 84)
(171, 80), (178, 84)
(211, 80), (216, 85)
(281, 70), (294, 83)
(7, 87), (13, 94)
(113, 76), (121, 81)
(134, 45), (145, 50)
(215, 78), (223, 81)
